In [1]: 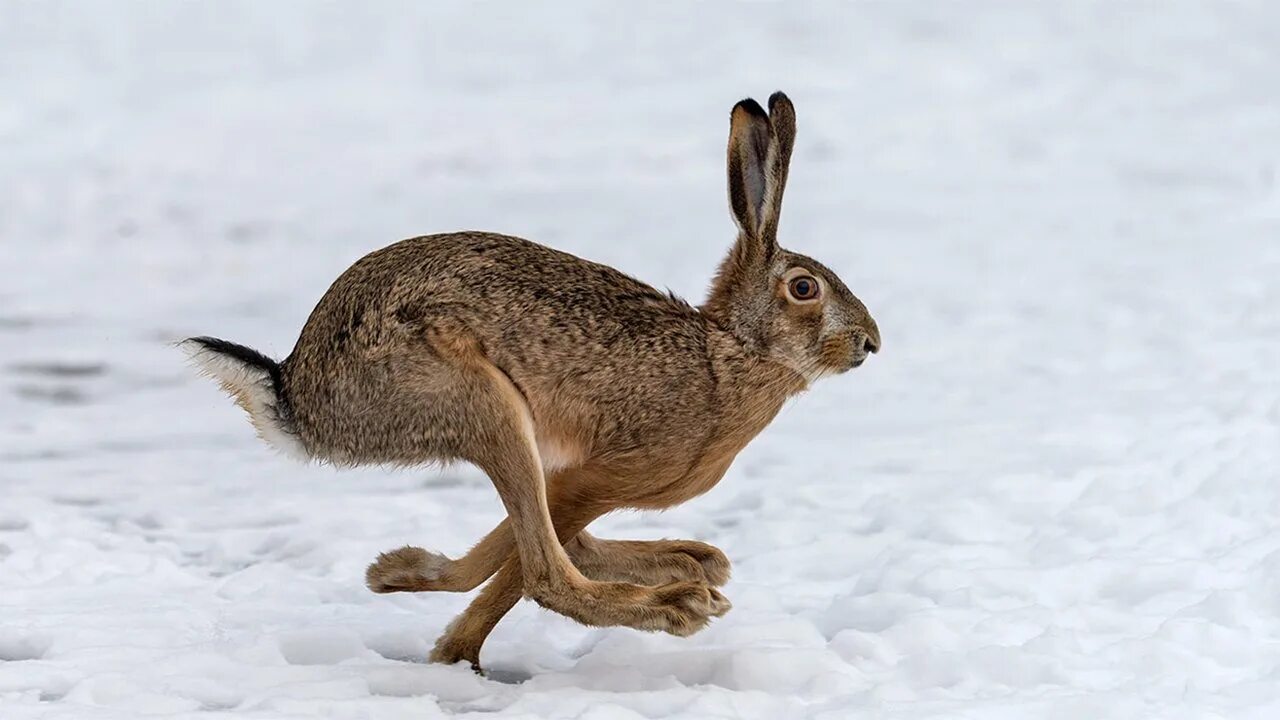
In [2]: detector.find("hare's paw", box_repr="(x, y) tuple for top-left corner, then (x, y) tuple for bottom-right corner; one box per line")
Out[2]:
(665, 540), (731, 587)
(576, 548), (705, 587)
(647, 582), (733, 635)
(572, 538), (732, 587)
(625, 542), (731, 587)
(428, 630), (483, 671)
(531, 579), (732, 636)
(366, 546), (451, 593)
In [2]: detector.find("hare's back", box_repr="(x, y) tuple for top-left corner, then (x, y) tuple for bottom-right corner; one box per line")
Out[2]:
(286, 232), (715, 456)
(327, 231), (704, 342)
(402, 232), (711, 374)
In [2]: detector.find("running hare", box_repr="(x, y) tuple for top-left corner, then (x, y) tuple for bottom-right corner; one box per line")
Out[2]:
(184, 92), (879, 670)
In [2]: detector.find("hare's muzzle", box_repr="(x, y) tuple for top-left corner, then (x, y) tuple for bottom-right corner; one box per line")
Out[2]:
(848, 323), (880, 367)
(819, 324), (879, 373)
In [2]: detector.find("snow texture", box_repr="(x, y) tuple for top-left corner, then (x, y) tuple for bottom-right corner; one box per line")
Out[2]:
(3, 2), (1280, 718)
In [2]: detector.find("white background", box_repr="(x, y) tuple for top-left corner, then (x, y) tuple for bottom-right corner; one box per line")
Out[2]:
(2, 2), (1279, 718)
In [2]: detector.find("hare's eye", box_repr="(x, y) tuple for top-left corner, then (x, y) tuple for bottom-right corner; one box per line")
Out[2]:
(788, 276), (820, 301)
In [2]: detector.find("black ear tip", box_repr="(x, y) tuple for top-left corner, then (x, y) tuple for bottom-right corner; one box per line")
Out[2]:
(768, 91), (793, 111)
(732, 98), (768, 119)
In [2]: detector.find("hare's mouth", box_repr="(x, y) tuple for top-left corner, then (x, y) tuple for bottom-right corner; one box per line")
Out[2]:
(818, 335), (868, 374)
(836, 353), (868, 373)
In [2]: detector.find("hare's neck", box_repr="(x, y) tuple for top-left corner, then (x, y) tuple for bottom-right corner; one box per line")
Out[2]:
(706, 330), (807, 439)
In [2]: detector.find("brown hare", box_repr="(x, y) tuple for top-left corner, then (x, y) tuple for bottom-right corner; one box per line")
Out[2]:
(183, 91), (879, 670)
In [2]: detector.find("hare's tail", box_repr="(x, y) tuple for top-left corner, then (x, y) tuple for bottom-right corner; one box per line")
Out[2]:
(180, 336), (309, 461)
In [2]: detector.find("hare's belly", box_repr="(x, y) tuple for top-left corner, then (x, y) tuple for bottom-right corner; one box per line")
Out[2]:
(524, 397), (588, 471)
(536, 433), (583, 474)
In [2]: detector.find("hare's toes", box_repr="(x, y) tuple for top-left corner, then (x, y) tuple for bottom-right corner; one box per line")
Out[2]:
(366, 545), (450, 593)
(645, 581), (730, 636)
(428, 634), (483, 672)
(705, 587), (732, 617)
(669, 541), (731, 587)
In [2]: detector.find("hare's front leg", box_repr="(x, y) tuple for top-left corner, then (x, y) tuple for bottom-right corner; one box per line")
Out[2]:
(567, 532), (731, 587)
(425, 322), (728, 638)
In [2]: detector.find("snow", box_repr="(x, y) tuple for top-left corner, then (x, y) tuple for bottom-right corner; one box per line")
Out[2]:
(2, 2), (1279, 718)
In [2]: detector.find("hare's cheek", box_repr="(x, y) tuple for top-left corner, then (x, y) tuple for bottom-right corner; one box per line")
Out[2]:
(792, 308), (825, 346)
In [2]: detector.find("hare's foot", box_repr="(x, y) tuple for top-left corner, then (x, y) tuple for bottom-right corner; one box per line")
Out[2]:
(367, 521), (514, 594)
(569, 534), (731, 587)
(528, 576), (731, 636)
(366, 546), (453, 593)
(429, 631), (481, 671)
(429, 559), (525, 671)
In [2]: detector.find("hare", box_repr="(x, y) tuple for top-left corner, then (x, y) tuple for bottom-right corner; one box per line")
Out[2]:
(183, 91), (879, 670)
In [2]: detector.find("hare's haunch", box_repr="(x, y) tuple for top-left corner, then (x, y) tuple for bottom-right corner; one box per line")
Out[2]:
(184, 91), (879, 671)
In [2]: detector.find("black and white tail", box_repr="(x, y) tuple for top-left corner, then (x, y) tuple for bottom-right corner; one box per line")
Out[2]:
(180, 336), (308, 461)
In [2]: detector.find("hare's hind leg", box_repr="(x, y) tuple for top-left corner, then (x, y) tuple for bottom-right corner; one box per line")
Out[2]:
(567, 533), (732, 588)
(418, 321), (728, 638)
(366, 520), (511, 593)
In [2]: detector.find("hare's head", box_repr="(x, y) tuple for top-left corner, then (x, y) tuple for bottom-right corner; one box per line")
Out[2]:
(704, 92), (880, 383)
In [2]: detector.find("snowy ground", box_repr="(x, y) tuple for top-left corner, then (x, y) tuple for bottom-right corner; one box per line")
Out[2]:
(3, 2), (1280, 718)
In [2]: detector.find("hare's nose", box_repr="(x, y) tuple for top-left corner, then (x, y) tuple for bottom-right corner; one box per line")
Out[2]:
(859, 322), (880, 354)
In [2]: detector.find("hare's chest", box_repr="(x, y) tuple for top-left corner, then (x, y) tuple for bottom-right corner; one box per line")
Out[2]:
(629, 446), (739, 510)
(663, 394), (789, 502)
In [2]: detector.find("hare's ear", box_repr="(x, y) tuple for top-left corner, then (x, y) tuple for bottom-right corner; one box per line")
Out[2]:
(726, 98), (776, 256)
(761, 91), (796, 241)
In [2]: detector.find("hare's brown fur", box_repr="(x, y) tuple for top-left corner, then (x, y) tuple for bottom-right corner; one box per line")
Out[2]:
(184, 91), (879, 671)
